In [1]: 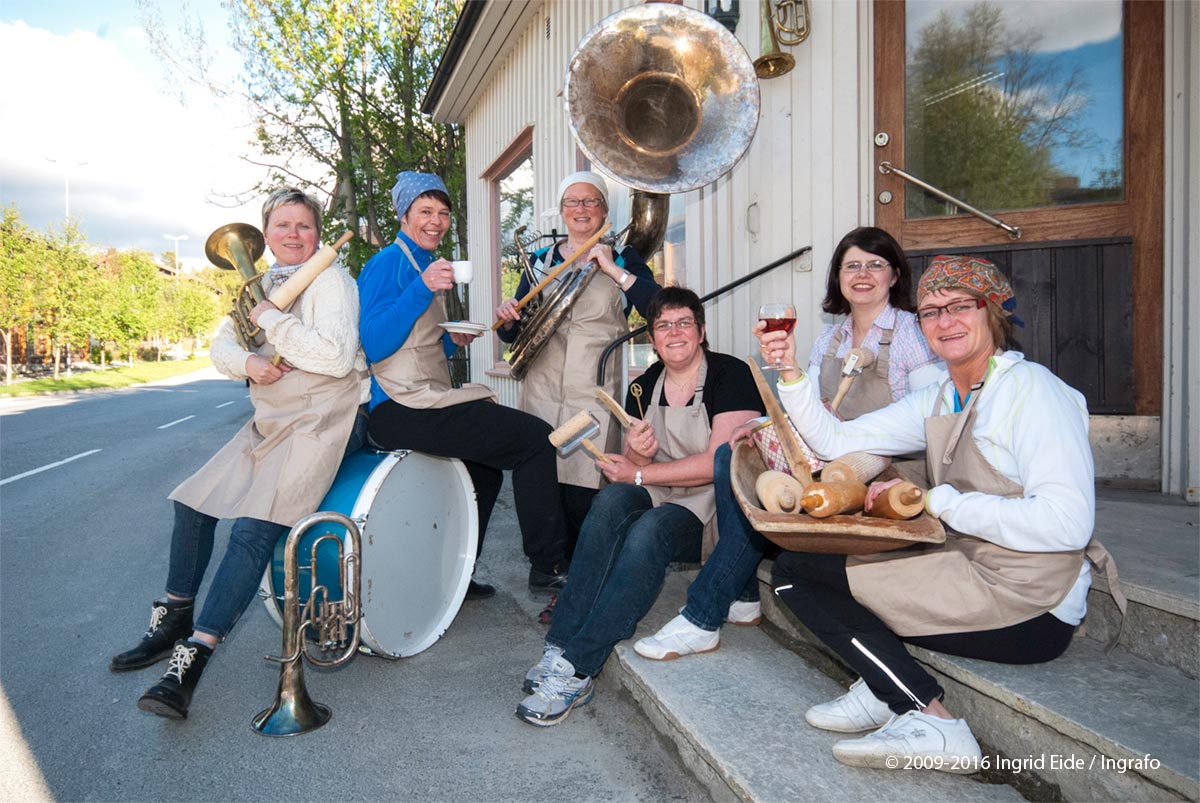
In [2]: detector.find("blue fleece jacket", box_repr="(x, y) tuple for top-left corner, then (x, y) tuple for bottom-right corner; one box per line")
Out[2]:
(358, 232), (457, 411)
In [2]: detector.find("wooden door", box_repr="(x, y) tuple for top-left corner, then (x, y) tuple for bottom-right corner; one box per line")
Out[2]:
(874, 0), (1162, 415)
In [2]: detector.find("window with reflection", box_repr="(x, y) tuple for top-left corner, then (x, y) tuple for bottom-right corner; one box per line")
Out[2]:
(497, 154), (535, 312)
(904, 0), (1123, 217)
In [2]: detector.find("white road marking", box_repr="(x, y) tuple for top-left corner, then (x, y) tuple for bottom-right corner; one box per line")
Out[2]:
(216, 401), (235, 408)
(0, 449), (102, 486)
(157, 415), (196, 430)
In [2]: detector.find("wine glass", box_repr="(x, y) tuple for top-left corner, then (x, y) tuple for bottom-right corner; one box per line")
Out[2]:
(758, 303), (797, 370)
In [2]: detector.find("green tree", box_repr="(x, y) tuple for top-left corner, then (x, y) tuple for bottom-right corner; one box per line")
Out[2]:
(105, 250), (164, 365)
(140, 0), (466, 272)
(0, 207), (44, 385)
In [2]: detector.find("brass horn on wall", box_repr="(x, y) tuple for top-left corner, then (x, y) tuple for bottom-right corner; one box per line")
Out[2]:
(505, 3), (761, 380)
(755, 0), (795, 79)
(205, 223), (268, 352)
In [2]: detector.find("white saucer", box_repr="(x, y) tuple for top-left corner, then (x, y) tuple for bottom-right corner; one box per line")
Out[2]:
(438, 321), (488, 335)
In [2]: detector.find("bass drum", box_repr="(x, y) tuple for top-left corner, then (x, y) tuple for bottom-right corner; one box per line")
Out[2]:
(259, 449), (478, 658)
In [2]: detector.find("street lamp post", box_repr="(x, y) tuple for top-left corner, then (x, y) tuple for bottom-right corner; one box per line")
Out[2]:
(45, 157), (88, 222)
(164, 234), (189, 281)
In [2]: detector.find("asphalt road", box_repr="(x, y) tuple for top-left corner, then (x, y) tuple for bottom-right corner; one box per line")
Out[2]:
(0, 369), (711, 802)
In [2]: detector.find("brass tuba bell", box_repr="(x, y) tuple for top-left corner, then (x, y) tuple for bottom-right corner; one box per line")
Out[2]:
(506, 3), (761, 380)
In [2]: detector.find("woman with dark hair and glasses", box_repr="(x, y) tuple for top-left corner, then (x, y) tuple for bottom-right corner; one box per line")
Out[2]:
(635, 226), (939, 662)
(515, 287), (763, 727)
(495, 172), (660, 578)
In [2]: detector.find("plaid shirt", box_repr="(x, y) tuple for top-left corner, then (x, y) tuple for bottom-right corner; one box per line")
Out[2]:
(805, 305), (940, 400)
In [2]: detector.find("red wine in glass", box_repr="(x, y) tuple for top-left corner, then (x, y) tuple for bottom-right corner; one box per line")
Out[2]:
(758, 303), (797, 369)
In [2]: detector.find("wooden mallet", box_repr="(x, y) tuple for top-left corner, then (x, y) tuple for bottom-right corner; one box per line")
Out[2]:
(549, 411), (613, 463)
(829, 348), (874, 415)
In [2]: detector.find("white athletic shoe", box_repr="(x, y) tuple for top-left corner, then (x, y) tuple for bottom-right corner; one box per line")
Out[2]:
(633, 615), (719, 661)
(805, 678), (893, 733)
(725, 600), (761, 626)
(831, 709), (982, 773)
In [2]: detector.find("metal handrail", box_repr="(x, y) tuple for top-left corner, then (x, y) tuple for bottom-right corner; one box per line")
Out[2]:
(596, 245), (812, 385)
(878, 161), (1022, 240)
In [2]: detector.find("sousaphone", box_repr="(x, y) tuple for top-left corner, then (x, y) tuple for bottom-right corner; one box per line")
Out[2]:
(506, 3), (761, 381)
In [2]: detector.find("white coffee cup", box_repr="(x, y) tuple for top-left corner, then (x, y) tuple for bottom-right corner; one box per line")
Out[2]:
(451, 260), (473, 284)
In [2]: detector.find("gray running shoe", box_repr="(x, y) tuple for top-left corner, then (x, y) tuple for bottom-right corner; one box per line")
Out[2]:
(523, 643), (564, 694)
(516, 654), (594, 727)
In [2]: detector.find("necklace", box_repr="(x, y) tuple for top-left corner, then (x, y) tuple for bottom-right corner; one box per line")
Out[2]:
(666, 370), (698, 392)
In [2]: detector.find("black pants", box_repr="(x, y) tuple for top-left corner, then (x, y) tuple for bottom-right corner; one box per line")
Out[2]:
(560, 483), (598, 561)
(771, 551), (1075, 715)
(368, 399), (569, 572)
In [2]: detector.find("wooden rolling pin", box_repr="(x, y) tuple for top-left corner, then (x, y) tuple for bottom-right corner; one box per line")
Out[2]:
(800, 480), (868, 518)
(865, 481), (926, 520)
(269, 231), (354, 309)
(822, 452), (891, 484)
(755, 471), (805, 514)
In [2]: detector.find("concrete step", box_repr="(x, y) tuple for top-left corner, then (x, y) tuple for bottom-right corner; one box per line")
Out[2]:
(1084, 491), (1199, 676)
(607, 571), (1022, 802)
(759, 561), (1200, 802)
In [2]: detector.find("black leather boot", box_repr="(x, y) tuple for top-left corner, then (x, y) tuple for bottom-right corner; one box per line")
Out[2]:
(110, 598), (194, 672)
(528, 564), (569, 596)
(137, 640), (213, 720)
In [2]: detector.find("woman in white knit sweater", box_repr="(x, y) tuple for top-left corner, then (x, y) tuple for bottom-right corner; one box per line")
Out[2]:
(110, 188), (368, 720)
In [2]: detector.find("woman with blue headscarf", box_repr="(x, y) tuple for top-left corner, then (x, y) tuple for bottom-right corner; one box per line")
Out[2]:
(357, 172), (571, 599)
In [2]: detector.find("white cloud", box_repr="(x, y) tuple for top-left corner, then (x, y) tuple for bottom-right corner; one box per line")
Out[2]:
(906, 0), (1122, 54)
(0, 19), (276, 268)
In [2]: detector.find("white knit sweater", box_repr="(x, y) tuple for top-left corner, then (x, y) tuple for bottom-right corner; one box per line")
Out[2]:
(210, 264), (369, 403)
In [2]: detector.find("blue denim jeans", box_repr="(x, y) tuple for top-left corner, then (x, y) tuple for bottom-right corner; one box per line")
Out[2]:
(164, 501), (288, 641)
(680, 443), (772, 631)
(547, 483), (702, 677)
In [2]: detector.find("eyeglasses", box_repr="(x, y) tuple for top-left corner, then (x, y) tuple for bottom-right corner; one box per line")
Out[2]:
(651, 318), (697, 333)
(840, 259), (890, 273)
(561, 197), (604, 208)
(917, 297), (987, 322)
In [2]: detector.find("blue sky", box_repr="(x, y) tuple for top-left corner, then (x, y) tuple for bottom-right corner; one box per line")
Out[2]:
(0, 1), (272, 267)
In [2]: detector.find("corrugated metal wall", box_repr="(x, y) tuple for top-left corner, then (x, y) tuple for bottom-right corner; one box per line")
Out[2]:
(459, 0), (871, 406)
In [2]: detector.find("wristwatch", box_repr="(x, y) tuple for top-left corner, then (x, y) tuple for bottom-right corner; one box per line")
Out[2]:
(618, 270), (630, 288)
(634, 468), (643, 486)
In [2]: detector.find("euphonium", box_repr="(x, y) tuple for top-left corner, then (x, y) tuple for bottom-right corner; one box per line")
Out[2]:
(252, 511), (362, 737)
(205, 223), (268, 353)
(506, 3), (761, 380)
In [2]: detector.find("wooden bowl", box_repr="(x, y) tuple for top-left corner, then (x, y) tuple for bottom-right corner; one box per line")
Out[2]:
(731, 440), (945, 554)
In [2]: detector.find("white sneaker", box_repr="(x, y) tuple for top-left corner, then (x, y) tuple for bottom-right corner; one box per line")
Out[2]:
(523, 643), (564, 694)
(831, 709), (982, 773)
(725, 600), (761, 626)
(805, 678), (893, 733)
(633, 615), (719, 661)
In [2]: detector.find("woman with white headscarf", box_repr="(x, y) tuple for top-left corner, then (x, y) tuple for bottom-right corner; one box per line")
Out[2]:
(495, 172), (661, 575)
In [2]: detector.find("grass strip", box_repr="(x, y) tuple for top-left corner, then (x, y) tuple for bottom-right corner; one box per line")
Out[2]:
(0, 357), (214, 396)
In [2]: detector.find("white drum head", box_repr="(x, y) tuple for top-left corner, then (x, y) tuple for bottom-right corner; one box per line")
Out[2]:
(355, 452), (477, 657)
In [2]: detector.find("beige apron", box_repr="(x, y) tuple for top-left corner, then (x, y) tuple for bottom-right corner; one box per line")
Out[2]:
(519, 245), (627, 488)
(847, 377), (1125, 637)
(818, 326), (894, 421)
(370, 238), (496, 409)
(170, 292), (363, 527)
(642, 355), (720, 557)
